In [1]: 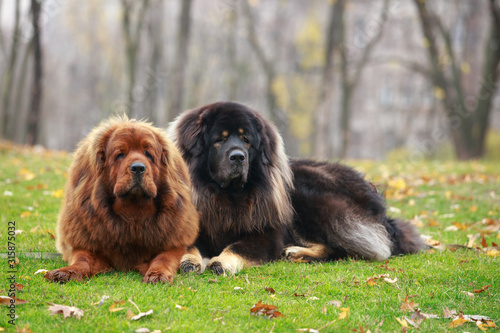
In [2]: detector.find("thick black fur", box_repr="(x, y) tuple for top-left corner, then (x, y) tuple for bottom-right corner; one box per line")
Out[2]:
(170, 101), (424, 274)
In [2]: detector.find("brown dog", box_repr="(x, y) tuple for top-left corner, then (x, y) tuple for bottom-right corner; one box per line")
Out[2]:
(45, 116), (198, 283)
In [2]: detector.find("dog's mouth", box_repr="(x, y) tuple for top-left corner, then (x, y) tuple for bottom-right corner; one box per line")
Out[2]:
(216, 171), (247, 190)
(114, 177), (157, 199)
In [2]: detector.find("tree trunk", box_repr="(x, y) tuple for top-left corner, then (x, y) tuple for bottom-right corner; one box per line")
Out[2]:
(314, 0), (344, 159)
(168, 0), (193, 121)
(121, 0), (150, 117)
(413, 0), (500, 160)
(226, 0), (238, 101)
(26, 0), (43, 146)
(14, 39), (34, 143)
(242, 0), (293, 153)
(1, 0), (21, 139)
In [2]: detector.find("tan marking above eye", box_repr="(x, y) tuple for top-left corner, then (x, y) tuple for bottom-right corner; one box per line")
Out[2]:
(238, 128), (244, 134)
(222, 131), (228, 137)
(214, 143), (220, 148)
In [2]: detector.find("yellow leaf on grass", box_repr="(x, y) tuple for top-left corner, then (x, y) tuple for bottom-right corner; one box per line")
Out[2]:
(395, 317), (408, 328)
(338, 307), (349, 320)
(486, 249), (500, 257)
(469, 205), (478, 213)
(20, 211), (31, 218)
(477, 321), (488, 331)
(52, 189), (64, 198)
(126, 309), (135, 319)
(388, 178), (406, 191)
(366, 278), (377, 286)
(18, 168), (35, 181)
(449, 316), (468, 328)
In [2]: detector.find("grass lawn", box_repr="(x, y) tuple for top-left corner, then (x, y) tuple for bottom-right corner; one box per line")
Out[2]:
(0, 141), (499, 332)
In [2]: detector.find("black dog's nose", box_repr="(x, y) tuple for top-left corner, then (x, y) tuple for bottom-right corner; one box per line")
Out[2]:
(130, 162), (146, 175)
(229, 150), (245, 163)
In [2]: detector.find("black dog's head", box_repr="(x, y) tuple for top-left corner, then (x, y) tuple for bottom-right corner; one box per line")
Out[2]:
(170, 102), (278, 191)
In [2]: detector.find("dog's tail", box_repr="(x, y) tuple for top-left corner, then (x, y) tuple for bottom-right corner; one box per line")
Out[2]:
(386, 218), (426, 255)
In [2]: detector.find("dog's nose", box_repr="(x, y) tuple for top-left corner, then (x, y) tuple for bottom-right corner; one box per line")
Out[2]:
(229, 150), (245, 163)
(130, 162), (146, 175)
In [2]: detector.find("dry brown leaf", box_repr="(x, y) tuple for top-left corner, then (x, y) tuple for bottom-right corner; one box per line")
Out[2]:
(293, 293), (306, 297)
(250, 301), (284, 319)
(48, 303), (84, 319)
(265, 287), (276, 294)
(126, 309), (135, 320)
(474, 284), (492, 294)
(481, 236), (488, 248)
(0, 296), (28, 305)
(108, 300), (125, 312)
(443, 306), (457, 318)
(399, 296), (418, 312)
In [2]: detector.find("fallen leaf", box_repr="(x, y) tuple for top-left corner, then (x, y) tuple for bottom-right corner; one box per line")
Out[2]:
(366, 278), (377, 286)
(20, 211), (31, 218)
(327, 300), (341, 308)
(383, 277), (398, 284)
(109, 301), (125, 312)
(294, 293), (306, 297)
(338, 307), (349, 320)
(395, 317), (408, 328)
(34, 269), (48, 275)
(461, 291), (475, 297)
(0, 296), (28, 305)
(477, 321), (489, 331)
(126, 309), (135, 320)
(308, 296), (319, 301)
(443, 306), (457, 318)
(399, 296), (418, 312)
(250, 301), (284, 319)
(175, 304), (187, 310)
(48, 303), (84, 319)
(51, 189), (64, 198)
(449, 314), (468, 328)
(270, 295), (280, 301)
(131, 309), (153, 321)
(265, 287), (276, 294)
(14, 283), (24, 291)
(486, 248), (500, 257)
(474, 284), (491, 294)
(233, 287), (244, 291)
(481, 236), (488, 248)
(297, 329), (319, 333)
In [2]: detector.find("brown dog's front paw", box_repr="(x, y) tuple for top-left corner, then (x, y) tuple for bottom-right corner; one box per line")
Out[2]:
(45, 268), (85, 283)
(142, 270), (174, 284)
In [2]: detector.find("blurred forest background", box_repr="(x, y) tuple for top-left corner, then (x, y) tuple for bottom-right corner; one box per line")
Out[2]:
(1, 0), (500, 161)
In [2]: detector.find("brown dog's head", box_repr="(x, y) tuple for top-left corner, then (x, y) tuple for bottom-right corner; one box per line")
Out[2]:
(102, 124), (163, 199)
(77, 117), (174, 203)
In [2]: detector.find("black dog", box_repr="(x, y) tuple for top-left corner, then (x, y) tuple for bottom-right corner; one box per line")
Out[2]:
(169, 102), (424, 275)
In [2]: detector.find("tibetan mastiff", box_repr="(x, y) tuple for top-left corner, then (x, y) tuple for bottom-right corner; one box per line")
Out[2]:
(45, 116), (199, 284)
(168, 102), (424, 275)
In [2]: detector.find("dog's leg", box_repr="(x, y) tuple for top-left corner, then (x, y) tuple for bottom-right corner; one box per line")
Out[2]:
(284, 243), (332, 262)
(208, 247), (249, 275)
(179, 246), (207, 273)
(45, 249), (112, 283)
(142, 247), (186, 284)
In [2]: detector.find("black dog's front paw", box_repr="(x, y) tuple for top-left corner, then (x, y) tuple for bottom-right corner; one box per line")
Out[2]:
(180, 260), (201, 273)
(209, 261), (225, 275)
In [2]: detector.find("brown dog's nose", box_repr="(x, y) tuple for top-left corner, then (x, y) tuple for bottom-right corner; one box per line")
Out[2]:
(130, 162), (146, 175)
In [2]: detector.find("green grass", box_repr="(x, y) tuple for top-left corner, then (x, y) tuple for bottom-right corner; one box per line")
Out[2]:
(1, 142), (499, 332)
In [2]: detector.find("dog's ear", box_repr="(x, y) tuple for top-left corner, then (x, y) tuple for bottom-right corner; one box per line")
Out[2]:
(96, 150), (106, 172)
(174, 107), (212, 159)
(255, 113), (279, 166)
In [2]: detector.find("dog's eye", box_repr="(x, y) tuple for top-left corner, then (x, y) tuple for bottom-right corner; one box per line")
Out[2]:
(115, 153), (125, 161)
(145, 151), (154, 161)
(243, 137), (250, 144)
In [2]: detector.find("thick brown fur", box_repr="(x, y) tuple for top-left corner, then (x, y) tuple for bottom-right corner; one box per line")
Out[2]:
(45, 116), (199, 284)
(168, 102), (424, 275)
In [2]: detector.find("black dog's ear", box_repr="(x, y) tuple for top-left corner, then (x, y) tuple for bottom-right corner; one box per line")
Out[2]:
(176, 107), (211, 158)
(254, 112), (278, 166)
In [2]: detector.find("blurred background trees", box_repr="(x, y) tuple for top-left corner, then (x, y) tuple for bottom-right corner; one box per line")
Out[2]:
(0, 0), (499, 161)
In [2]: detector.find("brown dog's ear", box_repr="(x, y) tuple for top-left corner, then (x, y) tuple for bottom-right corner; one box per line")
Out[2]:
(96, 150), (106, 172)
